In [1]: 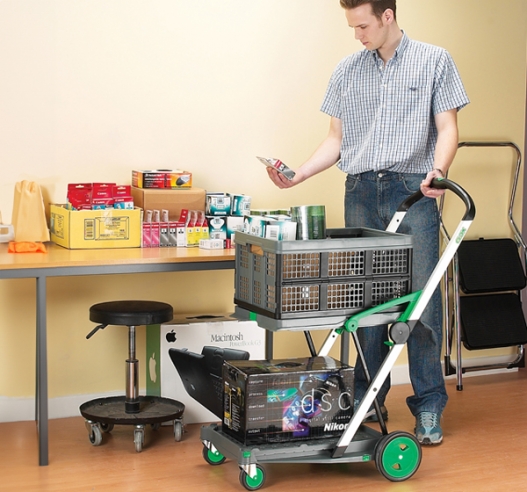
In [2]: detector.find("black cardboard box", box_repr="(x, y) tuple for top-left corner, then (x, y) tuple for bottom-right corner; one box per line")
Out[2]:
(222, 357), (354, 445)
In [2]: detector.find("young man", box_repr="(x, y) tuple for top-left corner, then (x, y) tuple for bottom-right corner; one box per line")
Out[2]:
(266, 0), (469, 445)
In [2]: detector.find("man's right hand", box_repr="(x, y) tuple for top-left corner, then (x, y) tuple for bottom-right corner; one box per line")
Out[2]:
(266, 167), (299, 189)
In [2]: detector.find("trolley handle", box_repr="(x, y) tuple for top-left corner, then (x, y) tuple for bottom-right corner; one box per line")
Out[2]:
(397, 178), (475, 221)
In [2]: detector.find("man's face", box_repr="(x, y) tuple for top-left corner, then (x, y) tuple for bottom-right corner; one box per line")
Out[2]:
(345, 4), (389, 51)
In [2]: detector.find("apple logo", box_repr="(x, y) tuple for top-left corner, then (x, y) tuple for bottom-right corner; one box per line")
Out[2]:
(166, 330), (177, 343)
(149, 352), (157, 383)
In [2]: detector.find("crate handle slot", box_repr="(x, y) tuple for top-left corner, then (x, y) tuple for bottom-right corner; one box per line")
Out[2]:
(250, 244), (264, 256)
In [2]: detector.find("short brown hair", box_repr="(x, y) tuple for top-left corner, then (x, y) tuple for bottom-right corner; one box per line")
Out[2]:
(339, 0), (397, 21)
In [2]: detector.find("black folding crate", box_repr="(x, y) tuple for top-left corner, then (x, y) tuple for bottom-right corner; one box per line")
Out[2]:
(234, 228), (413, 320)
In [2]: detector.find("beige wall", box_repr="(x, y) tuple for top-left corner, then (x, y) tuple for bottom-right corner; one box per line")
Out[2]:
(0, 0), (526, 401)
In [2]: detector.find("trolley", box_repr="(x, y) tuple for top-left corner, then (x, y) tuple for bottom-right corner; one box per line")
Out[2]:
(200, 178), (475, 489)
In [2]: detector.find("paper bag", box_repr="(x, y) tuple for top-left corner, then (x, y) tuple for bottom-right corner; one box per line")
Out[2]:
(11, 180), (50, 242)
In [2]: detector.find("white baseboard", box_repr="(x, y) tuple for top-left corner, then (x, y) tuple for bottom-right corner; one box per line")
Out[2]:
(0, 354), (521, 423)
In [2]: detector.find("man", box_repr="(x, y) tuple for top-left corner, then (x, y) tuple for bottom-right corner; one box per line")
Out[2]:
(266, 0), (469, 445)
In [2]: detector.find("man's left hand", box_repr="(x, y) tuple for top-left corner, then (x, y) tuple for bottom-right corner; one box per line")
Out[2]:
(421, 169), (446, 198)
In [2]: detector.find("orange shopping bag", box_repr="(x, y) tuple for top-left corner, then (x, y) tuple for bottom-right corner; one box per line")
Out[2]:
(11, 180), (50, 242)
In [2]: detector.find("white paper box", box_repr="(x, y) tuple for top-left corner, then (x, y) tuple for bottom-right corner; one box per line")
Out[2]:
(146, 314), (265, 424)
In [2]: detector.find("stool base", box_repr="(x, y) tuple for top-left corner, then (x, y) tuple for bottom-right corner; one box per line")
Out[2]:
(80, 395), (185, 452)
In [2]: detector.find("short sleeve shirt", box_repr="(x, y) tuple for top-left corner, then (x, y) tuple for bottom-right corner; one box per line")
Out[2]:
(320, 32), (469, 175)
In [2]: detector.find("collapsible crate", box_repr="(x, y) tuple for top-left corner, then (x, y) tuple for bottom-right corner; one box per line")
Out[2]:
(234, 228), (413, 320)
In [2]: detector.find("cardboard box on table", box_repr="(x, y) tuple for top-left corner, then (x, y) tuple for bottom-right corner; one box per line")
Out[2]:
(131, 187), (206, 220)
(146, 313), (266, 424)
(49, 204), (141, 249)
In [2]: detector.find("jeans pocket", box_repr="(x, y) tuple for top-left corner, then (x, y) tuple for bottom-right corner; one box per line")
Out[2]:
(401, 174), (426, 194)
(345, 174), (360, 193)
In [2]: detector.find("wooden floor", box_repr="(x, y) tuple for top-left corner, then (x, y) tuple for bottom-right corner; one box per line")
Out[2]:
(2, 370), (527, 492)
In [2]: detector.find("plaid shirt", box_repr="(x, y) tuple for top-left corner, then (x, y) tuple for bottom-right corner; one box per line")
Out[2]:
(321, 32), (469, 175)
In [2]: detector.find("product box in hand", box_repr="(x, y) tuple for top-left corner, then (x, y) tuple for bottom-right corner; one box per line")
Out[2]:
(223, 357), (354, 445)
(146, 313), (266, 424)
(49, 204), (141, 249)
(132, 170), (192, 189)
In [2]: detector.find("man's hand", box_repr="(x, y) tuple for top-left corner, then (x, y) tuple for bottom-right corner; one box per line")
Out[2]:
(420, 169), (446, 198)
(266, 166), (303, 189)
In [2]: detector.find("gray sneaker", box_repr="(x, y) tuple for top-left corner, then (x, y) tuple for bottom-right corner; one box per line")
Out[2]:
(353, 399), (388, 423)
(415, 411), (443, 445)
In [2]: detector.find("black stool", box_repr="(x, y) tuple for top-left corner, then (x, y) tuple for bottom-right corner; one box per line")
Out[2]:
(79, 300), (185, 452)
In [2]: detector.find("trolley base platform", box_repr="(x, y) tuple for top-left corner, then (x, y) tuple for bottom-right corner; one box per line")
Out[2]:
(201, 422), (379, 463)
(200, 422), (422, 488)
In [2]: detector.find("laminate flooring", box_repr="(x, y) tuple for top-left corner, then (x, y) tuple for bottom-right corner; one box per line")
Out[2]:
(2, 370), (526, 492)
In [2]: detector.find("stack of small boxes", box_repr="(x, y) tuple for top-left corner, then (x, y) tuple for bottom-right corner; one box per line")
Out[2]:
(204, 192), (251, 249)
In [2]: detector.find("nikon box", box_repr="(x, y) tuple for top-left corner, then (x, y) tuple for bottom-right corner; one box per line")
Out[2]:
(49, 204), (141, 249)
(222, 357), (354, 445)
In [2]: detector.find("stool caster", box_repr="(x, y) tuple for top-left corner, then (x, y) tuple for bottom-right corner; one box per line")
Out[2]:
(174, 419), (184, 442)
(100, 422), (114, 433)
(134, 425), (145, 453)
(85, 420), (103, 446)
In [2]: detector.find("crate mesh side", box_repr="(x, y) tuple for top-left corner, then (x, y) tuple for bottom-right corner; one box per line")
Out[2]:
(238, 244), (250, 270)
(266, 251), (276, 278)
(371, 280), (410, 305)
(236, 245), (251, 302)
(327, 250), (365, 277)
(266, 284), (277, 311)
(238, 276), (250, 302)
(281, 285), (320, 312)
(253, 280), (262, 307)
(372, 249), (410, 275)
(327, 282), (364, 309)
(281, 253), (321, 279)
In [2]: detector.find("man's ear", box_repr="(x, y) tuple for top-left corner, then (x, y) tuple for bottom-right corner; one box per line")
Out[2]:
(383, 9), (395, 25)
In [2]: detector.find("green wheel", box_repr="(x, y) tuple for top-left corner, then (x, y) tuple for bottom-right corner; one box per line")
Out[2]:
(202, 446), (226, 466)
(239, 465), (265, 491)
(375, 431), (421, 482)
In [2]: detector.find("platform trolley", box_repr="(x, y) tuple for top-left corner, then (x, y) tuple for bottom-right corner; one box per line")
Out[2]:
(200, 178), (475, 490)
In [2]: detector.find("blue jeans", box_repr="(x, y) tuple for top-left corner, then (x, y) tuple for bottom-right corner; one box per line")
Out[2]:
(345, 171), (447, 416)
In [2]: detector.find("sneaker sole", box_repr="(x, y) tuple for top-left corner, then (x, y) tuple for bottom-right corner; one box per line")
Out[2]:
(418, 437), (443, 445)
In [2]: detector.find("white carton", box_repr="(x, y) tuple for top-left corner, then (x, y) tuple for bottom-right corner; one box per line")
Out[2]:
(146, 314), (266, 424)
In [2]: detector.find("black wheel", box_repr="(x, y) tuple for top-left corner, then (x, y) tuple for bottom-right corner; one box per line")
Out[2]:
(239, 465), (265, 491)
(100, 422), (114, 433)
(375, 431), (422, 482)
(202, 445), (226, 466)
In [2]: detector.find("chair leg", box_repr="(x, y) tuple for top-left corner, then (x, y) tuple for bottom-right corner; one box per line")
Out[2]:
(125, 325), (140, 413)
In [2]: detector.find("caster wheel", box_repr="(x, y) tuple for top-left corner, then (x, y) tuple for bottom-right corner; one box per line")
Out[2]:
(239, 465), (265, 491)
(100, 422), (114, 433)
(134, 426), (145, 453)
(151, 423), (160, 431)
(375, 431), (422, 482)
(202, 445), (226, 466)
(88, 424), (103, 446)
(173, 420), (183, 442)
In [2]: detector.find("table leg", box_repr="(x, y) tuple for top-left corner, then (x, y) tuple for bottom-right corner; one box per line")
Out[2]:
(265, 330), (273, 360)
(36, 276), (48, 466)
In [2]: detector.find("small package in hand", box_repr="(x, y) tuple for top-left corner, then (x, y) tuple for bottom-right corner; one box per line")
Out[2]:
(257, 156), (296, 181)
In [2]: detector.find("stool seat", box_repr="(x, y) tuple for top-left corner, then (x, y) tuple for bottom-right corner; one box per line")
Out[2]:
(89, 300), (173, 326)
